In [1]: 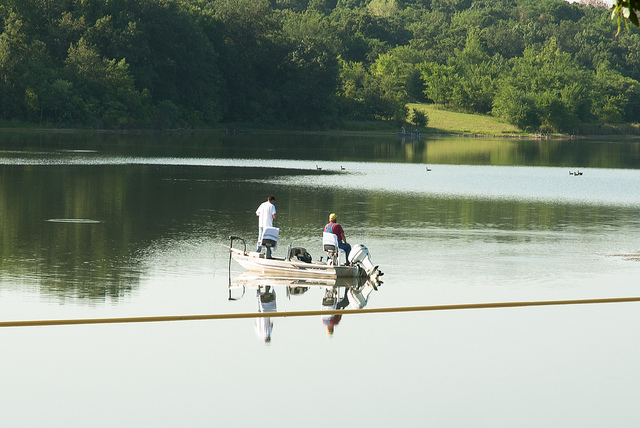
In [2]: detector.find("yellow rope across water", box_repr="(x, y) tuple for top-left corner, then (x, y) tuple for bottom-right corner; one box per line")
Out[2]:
(1, 296), (639, 328)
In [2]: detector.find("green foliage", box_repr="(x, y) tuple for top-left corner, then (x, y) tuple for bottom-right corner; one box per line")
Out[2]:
(0, 0), (638, 130)
(591, 62), (640, 122)
(612, 0), (640, 34)
(421, 62), (456, 105)
(411, 107), (428, 127)
(449, 31), (501, 113)
(492, 86), (540, 131)
(420, 31), (502, 114)
(64, 38), (143, 127)
(281, 10), (342, 125)
(212, 0), (285, 124)
(337, 57), (408, 122)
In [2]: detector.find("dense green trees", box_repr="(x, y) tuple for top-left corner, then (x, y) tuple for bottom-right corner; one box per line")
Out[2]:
(0, 0), (638, 131)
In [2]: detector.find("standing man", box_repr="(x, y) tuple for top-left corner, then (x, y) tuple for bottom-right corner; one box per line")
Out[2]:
(324, 212), (351, 258)
(256, 195), (276, 257)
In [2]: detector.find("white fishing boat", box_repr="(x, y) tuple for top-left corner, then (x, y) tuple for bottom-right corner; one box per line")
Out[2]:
(227, 228), (383, 280)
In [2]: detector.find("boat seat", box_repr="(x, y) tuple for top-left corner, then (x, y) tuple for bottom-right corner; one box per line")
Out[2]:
(323, 232), (345, 265)
(261, 227), (279, 250)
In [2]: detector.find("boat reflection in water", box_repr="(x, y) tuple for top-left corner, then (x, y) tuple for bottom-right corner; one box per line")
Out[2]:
(229, 273), (382, 343)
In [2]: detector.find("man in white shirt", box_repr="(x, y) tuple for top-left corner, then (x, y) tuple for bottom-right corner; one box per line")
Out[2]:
(255, 195), (276, 257)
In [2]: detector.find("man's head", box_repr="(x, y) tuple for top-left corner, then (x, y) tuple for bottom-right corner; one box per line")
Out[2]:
(329, 213), (337, 222)
(268, 195), (275, 203)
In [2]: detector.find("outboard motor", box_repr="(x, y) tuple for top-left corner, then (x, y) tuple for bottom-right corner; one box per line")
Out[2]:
(347, 280), (378, 309)
(348, 244), (383, 279)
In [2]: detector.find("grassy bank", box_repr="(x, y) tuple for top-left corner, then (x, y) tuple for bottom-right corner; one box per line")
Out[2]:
(407, 103), (640, 137)
(407, 103), (522, 136)
(3, 104), (638, 137)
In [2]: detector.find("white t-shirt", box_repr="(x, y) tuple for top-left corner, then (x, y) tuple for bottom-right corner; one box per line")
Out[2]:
(256, 201), (276, 228)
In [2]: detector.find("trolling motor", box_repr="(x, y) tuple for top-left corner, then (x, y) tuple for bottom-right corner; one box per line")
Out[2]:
(348, 244), (383, 280)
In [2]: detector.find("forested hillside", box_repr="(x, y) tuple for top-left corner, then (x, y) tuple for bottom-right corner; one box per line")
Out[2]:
(0, 0), (638, 132)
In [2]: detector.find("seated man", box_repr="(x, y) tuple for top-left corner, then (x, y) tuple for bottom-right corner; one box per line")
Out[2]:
(323, 213), (351, 259)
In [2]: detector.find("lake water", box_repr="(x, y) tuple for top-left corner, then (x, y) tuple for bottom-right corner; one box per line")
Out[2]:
(1, 131), (639, 427)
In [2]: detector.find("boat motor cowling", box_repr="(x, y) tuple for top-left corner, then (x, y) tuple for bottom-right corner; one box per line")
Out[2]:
(348, 244), (379, 277)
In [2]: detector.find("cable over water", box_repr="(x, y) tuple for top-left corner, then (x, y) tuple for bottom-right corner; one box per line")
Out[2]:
(1, 296), (639, 328)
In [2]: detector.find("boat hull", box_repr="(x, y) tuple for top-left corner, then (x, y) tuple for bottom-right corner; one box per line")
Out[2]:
(230, 248), (362, 279)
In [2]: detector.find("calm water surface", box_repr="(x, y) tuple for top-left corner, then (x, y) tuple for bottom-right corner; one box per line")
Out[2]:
(1, 132), (639, 427)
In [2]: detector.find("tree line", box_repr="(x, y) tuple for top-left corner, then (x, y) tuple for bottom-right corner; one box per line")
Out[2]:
(0, 0), (638, 132)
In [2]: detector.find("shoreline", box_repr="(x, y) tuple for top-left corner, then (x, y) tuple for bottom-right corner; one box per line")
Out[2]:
(0, 126), (638, 140)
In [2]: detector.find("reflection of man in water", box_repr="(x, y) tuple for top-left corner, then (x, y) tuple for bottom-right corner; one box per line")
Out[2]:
(321, 281), (379, 335)
(321, 287), (349, 336)
(255, 286), (277, 343)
